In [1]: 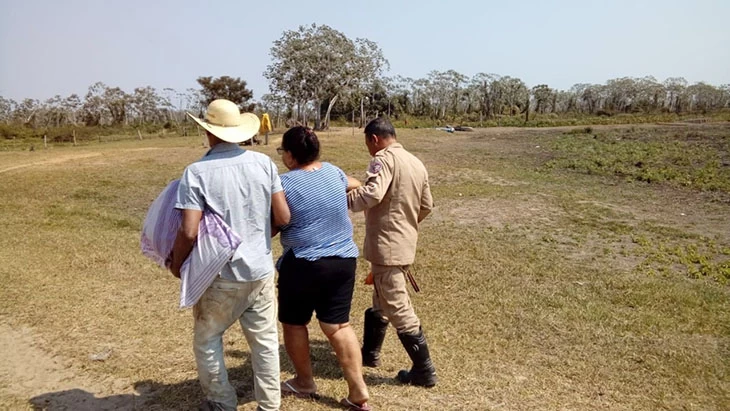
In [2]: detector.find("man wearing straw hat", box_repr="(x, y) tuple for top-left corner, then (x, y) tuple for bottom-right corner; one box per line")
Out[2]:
(169, 99), (290, 411)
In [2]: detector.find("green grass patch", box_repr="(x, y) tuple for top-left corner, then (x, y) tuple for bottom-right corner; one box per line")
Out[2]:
(544, 126), (730, 192)
(632, 232), (730, 284)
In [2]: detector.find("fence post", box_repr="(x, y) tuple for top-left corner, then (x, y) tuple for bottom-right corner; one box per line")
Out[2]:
(137, 129), (143, 140)
(44, 134), (47, 148)
(72, 129), (77, 146)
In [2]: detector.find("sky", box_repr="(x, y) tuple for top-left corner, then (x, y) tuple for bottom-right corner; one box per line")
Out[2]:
(1, 0), (728, 102)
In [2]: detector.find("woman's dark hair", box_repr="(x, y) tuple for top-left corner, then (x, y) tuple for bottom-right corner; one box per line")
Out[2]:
(282, 126), (320, 165)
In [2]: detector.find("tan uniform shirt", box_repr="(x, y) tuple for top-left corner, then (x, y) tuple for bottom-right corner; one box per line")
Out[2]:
(348, 142), (433, 266)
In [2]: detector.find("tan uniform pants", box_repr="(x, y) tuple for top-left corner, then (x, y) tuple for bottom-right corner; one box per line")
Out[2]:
(371, 264), (421, 334)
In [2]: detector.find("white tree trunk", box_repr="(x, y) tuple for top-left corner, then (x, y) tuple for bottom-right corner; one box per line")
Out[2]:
(360, 96), (365, 127)
(323, 95), (338, 130)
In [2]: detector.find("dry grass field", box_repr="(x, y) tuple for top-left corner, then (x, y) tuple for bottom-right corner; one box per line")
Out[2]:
(0, 123), (729, 410)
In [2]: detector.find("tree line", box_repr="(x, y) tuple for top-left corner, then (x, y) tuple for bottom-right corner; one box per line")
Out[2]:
(2, 23), (729, 134)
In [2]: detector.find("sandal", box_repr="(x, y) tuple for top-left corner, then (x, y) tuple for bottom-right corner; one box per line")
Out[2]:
(281, 380), (320, 400)
(340, 397), (372, 411)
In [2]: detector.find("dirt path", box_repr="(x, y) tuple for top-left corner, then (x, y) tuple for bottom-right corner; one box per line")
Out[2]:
(0, 153), (102, 174)
(0, 148), (165, 175)
(0, 322), (147, 410)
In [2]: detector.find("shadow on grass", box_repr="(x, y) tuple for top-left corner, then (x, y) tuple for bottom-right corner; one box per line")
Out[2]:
(280, 339), (341, 379)
(279, 338), (402, 408)
(281, 338), (401, 386)
(30, 349), (251, 410)
(29, 342), (399, 410)
(29, 388), (148, 411)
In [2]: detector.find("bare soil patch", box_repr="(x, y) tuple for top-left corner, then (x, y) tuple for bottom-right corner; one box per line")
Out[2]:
(0, 322), (148, 410)
(434, 195), (563, 229)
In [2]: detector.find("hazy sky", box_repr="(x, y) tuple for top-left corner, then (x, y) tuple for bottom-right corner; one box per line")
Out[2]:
(1, 0), (728, 102)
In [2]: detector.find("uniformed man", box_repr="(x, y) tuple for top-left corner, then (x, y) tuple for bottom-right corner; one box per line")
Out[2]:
(347, 117), (437, 387)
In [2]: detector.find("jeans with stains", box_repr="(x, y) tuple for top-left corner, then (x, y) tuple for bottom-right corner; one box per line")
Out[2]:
(193, 275), (280, 411)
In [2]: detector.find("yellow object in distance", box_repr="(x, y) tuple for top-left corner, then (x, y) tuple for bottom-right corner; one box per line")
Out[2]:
(259, 113), (272, 134)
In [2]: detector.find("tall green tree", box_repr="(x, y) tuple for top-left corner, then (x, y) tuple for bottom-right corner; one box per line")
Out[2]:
(469, 73), (499, 121)
(531, 84), (554, 114)
(266, 23), (388, 129)
(0, 97), (15, 123)
(14, 98), (39, 125)
(664, 77), (688, 114)
(102, 86), (129, 125)
(129, 86), (166, 124)
(196, 76), (254, 111)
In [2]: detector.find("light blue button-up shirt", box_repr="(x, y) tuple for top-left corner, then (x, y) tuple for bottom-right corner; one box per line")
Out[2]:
(175, 143), (283, 282)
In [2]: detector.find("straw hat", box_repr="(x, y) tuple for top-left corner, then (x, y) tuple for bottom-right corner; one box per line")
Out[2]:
(186, 99), (260, 143)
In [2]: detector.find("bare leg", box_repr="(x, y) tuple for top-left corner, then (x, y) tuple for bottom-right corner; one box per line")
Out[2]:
(320, 322), (369, 404)
(282, 323), (317, 393)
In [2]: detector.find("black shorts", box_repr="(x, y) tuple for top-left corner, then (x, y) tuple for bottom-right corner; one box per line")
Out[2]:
(277, 251), (357, 326)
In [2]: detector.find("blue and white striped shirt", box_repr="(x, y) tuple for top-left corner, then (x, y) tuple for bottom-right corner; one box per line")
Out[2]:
(279, 162), (359, 264)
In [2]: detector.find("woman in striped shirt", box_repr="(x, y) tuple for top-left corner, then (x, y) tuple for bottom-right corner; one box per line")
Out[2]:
(276, 126), (371, 411)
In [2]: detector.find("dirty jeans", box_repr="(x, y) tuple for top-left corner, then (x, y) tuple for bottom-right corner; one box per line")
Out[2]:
(193, 275), (280, 411)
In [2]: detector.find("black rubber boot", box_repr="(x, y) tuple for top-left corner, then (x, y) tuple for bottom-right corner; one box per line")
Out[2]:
(361, 308), (389, 367)
(396, 328), (438, 387)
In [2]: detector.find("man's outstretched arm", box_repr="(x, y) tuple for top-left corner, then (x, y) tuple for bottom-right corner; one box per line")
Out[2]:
(347, 157), (393, 212)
